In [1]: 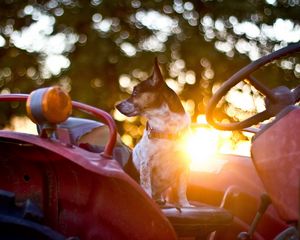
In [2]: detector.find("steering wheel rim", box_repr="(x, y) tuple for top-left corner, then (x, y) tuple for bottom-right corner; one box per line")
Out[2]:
(206, 43), (300, 131)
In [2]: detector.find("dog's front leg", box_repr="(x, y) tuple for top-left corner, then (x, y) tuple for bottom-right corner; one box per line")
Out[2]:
(176, 170), (191, 207)
(140, 159), (152, 197)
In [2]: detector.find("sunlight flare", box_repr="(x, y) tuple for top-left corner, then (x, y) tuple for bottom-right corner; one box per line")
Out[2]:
(183, 115), (251, 172)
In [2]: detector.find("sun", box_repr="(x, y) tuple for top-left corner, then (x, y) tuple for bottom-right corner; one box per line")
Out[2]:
(183, 126), (222, 172)
(183, 115), (251, 172)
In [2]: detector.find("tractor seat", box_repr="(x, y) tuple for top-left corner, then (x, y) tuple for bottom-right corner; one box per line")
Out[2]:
(161, 203), (233, 238)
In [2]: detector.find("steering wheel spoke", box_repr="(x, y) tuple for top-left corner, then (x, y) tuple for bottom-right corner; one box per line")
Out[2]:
(246, 75), (277, 103)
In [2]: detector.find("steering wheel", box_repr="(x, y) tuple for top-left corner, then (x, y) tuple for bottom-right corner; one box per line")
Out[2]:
(206, 43), (300, 131)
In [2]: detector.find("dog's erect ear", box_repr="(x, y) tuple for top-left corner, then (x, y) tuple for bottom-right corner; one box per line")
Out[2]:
(150, 58), (164, 87)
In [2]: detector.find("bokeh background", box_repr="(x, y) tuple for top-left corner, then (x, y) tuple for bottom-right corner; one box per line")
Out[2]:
(0, 0), (299, 152)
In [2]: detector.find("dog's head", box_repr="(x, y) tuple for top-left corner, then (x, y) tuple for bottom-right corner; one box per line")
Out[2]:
(116, 59), (185, 117)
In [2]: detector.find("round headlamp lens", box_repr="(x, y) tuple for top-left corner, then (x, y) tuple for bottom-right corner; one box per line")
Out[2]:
(26, 86), (72, 124)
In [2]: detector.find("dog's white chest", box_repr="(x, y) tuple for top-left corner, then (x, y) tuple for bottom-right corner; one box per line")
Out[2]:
(133, 132), (189, 195)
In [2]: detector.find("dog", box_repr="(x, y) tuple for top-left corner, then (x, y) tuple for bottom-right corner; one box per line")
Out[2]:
(116, 59), (191, 207)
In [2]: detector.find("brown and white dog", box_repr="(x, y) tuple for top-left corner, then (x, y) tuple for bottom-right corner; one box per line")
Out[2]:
(116, 59), (191, 207)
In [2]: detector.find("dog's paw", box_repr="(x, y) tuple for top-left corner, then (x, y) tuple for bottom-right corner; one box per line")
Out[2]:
(175, 206), (182, 213)
(155, 199), (167, 206)
(179, 201), (193, 208)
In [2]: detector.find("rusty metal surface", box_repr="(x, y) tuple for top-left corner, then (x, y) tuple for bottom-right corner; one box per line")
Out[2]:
(252, 107), (300, 222)
(0, 132), (176, 240)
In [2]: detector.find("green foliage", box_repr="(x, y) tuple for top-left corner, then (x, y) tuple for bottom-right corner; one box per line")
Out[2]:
(0, 0), (299, 133)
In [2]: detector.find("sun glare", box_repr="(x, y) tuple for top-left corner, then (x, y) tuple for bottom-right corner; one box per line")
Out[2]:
(186, 128), (219, 161)
(184, 127), (222, 172)
(184, 115), (252, 173)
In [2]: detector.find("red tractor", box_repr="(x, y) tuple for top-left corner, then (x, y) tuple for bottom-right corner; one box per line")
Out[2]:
(0, 43), (299, 239)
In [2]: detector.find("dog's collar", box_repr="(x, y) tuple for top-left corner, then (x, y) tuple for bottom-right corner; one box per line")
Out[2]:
(146, 122), (187, 140)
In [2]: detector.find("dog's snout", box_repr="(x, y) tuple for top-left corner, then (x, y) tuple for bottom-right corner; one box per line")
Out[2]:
(115, 100), (138, 117)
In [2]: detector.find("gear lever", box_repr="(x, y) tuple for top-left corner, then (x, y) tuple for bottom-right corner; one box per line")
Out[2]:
(237, 193), (272, 240)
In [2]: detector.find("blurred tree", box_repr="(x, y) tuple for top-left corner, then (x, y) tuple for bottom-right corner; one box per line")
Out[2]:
(0, 0), (299, 143)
